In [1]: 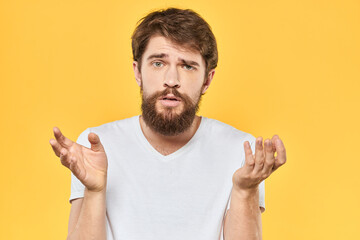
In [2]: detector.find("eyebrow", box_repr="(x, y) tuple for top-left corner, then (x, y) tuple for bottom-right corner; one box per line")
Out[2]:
(180, 59), (200, 67)
(147, 53), (168, 61)
(146, 53), (200, 67)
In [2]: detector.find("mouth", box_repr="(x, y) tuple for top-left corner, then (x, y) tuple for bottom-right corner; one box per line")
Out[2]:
(159, 94), (182, 107)
(159, 94), (181, 102)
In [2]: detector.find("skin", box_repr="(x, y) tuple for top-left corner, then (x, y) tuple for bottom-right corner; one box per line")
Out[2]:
(49, 127), (107, 192)
(234, 135), (286, 194)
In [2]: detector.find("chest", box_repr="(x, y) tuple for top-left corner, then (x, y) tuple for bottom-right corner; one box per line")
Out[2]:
(104, 152), (234, 240)
(152, 144), (184, 156)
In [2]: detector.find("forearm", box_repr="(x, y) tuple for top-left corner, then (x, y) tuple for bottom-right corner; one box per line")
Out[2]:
(223, 187), (262, 240)
(67, 188), (107, 240)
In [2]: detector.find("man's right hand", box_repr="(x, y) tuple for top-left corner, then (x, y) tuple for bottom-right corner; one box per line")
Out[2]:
(49, 127), (108, 192)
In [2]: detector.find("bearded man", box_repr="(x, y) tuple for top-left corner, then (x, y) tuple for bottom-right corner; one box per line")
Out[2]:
(49, 7), (286, 240)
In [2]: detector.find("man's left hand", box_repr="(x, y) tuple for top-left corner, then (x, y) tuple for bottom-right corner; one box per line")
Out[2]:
(232, 135), (287, 194)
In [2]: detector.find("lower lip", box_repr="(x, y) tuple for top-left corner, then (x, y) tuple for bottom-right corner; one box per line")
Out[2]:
(160, 99), (181, 107)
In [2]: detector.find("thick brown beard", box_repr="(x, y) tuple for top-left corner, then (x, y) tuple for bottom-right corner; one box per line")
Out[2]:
(140, 86), (204, 136)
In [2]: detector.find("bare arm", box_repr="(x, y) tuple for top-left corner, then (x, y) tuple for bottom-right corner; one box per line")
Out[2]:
(223, 188), (262, 240)
(67, 189), (107, 240)
(68, 198), (84, 235)
(49, 127), (108, 240)
(224, 135), (286, 240)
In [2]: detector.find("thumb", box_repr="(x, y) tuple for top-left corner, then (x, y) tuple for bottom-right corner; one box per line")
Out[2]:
(88, 132), (105, 152)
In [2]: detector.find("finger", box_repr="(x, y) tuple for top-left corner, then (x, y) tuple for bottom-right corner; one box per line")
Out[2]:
(243, 141), (255, 172)
(253, 137), (265, 173)
(53, 127), (73, 148)
(273, 137), (287, 171)
(262, 138), (276, 176)
(69, 155), (82, 177)
(49, 138), (62, 157)
(88, 132), (105, 152)
(271, 135), (278, 152)
(59, 148), (71, 168)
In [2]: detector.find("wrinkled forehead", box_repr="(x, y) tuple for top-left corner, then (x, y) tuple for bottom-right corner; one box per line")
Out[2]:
(142, 35), (205, 67)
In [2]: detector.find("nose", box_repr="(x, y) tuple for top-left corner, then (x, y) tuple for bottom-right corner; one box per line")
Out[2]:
(163, 65), (180, 88)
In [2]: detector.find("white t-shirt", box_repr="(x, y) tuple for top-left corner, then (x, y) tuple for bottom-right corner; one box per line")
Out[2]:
(70, 115), (265, 240)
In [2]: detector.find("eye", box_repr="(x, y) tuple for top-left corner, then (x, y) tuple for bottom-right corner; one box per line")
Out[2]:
(183, 64), (195, 71)
(152, 61), (164, 68)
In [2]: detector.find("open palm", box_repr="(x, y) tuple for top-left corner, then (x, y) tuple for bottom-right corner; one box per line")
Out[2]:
(49, 127), (108, 192)
(232, 135), (286, 192)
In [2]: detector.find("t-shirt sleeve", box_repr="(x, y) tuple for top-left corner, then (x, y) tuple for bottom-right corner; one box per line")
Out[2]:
(69, 128), (91, 204)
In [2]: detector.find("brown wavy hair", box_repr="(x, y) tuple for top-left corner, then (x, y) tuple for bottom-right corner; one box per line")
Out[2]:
(131, 8), (218, 77)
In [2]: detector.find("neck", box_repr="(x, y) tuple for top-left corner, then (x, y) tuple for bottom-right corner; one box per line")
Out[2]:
(139, 115), (202, 147)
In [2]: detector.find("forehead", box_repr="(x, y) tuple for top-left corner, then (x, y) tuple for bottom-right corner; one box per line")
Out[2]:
(142, 35), (205, 66)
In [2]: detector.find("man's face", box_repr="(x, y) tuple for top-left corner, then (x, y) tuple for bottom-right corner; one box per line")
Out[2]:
(133, 35), (214, 136)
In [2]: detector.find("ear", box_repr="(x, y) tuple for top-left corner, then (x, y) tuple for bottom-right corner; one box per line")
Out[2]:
(201, 69), (215, 94)
(133, 61), (142, 87)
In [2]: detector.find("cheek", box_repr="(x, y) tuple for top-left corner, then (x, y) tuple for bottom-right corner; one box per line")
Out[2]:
(142, 70), (163, 90)
(181, 76), (205, 94)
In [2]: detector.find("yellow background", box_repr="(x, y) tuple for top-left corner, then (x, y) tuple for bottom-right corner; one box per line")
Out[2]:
(1, 0), (359, 239)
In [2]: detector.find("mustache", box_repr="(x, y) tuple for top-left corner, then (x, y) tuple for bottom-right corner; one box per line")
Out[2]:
(158, 88), (183, 100)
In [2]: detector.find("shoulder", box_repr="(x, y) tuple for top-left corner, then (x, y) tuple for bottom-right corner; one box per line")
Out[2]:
(203, 117), (256, 144)
(76, 115), (138, 143)
(86, 115), (137, 134)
